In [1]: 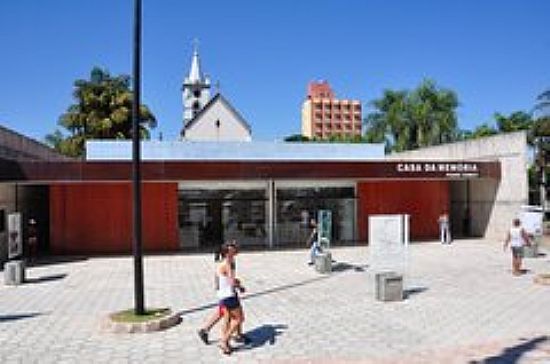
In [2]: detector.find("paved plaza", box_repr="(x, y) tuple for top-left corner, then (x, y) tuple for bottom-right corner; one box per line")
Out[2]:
(1, 239), (549, 363)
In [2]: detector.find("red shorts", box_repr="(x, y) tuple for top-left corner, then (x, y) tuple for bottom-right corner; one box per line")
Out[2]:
(218, 303), (226, 316)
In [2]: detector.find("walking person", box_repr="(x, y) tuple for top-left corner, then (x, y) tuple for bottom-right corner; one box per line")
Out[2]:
(438, 211), (451, 244)
(503, 218), (531, 276)
(197, 241), (250, 346)
(197, 246), (228, 345)
(306, 218), (320, 265)
(216, 241), (246, 355)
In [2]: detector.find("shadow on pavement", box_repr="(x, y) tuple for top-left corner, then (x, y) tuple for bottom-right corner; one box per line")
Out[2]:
(178, 261), (367, 317)
(404, 286), (428, 299)
(27, 256), (88, 268)
(177, 275), (333, 316)
(331, 262), (368, 272)
(235, 324), (288, 351)
(241, 275), (331, 302)
(469, 336), (548, 364)
(0, 312), (44, 323)
(25, 273), (67, 284)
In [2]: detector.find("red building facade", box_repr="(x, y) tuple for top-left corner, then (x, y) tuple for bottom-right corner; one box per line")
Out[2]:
(4, 159), (499, 254)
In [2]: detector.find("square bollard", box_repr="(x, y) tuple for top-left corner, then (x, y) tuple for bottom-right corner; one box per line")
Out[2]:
(4, 260), (25, 285)
(375, 271), (403, 302)
(523, 236), (540, 258)
(314, 251), (332, 274)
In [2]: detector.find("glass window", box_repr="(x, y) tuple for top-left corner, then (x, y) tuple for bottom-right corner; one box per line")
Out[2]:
(178, 189), (267, 249)
(276, 187), (355, 245)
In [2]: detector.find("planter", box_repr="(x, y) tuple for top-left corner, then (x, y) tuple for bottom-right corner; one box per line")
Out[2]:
(101, 308), (181, 333)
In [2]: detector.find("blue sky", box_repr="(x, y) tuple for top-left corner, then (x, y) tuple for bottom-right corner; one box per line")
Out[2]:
(1, 1), (549, 142)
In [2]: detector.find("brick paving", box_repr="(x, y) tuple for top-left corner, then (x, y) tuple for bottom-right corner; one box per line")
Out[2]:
(1, 239), (549, 363)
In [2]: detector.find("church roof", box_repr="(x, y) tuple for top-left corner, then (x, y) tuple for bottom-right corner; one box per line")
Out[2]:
(183, 93), (252, 134)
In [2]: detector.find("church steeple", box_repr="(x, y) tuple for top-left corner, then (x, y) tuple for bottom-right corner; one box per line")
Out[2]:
(182, 40), (211, 130)
(187, 42), (203, 83)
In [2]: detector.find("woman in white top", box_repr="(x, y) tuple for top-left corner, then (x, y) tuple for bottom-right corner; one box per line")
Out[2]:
(503, 218), (531, 275)
(216, 242), (245, 355)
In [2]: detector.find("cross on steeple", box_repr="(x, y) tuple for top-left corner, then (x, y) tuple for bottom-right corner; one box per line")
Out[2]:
(192, 38), (199, 55)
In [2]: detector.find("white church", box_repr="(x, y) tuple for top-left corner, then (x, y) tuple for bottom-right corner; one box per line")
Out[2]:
(180, 46), (252, 142)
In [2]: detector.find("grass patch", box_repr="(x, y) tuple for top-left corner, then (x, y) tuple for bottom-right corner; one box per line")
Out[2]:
(110, 308), (171, 323)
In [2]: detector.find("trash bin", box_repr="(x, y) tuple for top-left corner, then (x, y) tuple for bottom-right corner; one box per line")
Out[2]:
(375, 271), (403, 302)
(4, 260), (25, 285)
(314, 251), (332, 274)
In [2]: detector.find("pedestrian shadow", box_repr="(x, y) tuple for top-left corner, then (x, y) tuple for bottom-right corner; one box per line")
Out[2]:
(25, 273), (67, 284)
(331, 262), (368, 273)
(0, 312), (44, 323)
(404, 286), (428, 299)
(468, 335), (548, 363)
(235, 324), (288, 351)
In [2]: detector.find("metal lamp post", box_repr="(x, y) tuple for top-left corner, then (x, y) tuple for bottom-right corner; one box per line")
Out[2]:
(132, 0), (145, 315)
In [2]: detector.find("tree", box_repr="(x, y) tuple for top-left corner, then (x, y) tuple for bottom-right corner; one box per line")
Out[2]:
(467, 123), (498, 139)
(363, 79), (459, 153)
(460, 111), (534, 142)
(284, 134), (310, 142)
(533, 89), (550, 137)
(46, 67), (156, 157)
(532, 89), (550, 211)
(364, 89), (408, 152)
(494, 111), (532, 132)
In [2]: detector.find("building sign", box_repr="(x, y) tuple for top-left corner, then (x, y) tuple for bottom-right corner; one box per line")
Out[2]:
(396, 162), (480, 178)
(7, 213), (22, 260)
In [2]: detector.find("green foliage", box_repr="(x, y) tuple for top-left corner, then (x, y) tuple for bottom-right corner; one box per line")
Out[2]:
(110, 308), (170, 322)
(462, 122), (498, 140)
(494, 111), (533, 133)
(284, 134), (310, 142)
(284, 134), (365, 144)
(46, 67), (156, 157)
(363, 79), (459, 153)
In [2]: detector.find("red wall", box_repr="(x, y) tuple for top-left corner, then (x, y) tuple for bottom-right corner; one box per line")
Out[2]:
(357, 180), (450, 242)
(50, 183), (178, 254)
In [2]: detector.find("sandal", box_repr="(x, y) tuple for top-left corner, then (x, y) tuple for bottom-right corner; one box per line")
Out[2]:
(218, 342), (232, 355)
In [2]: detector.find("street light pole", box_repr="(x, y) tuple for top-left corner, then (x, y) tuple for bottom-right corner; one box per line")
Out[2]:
(132, 0), (145, 315)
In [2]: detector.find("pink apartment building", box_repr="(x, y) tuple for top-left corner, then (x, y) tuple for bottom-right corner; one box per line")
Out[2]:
(301, 81), (362, 139)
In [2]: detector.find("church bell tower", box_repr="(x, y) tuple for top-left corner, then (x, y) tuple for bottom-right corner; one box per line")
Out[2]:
(182, 42), (211, 128)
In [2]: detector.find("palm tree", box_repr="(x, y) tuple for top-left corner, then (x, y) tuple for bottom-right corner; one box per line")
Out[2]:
(363, 79), (459, 153)
(533, 89), (550, 137)
(532, 89), (550, 210)
(46, 67), (156, 157)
